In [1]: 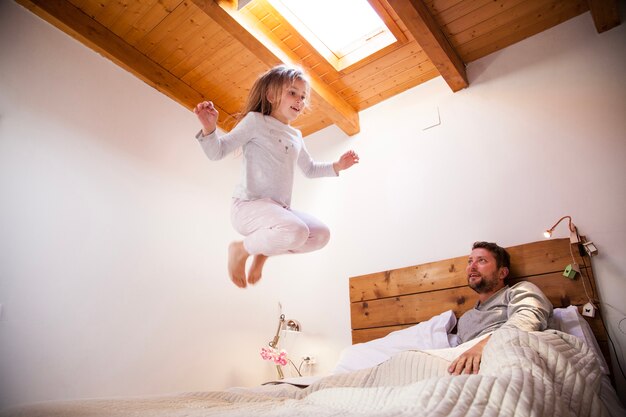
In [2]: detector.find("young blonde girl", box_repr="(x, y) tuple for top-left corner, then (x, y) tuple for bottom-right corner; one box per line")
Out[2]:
(194, 65), (359, 288)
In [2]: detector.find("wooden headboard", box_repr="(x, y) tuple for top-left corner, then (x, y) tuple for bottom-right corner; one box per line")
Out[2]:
(349, 238), (609, 366)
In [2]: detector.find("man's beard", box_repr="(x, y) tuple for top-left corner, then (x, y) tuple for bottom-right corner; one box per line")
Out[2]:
(468, 272), (499, 294)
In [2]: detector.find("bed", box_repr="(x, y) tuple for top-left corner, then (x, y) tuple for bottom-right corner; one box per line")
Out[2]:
(3, 238), (624, 417)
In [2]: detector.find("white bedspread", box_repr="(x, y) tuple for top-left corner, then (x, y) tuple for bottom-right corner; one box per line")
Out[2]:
(3, 329), (624, 417)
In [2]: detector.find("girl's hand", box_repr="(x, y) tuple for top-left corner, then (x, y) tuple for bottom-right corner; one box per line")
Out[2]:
(333, 150), (360, 174)
(194, 101), (219, 136)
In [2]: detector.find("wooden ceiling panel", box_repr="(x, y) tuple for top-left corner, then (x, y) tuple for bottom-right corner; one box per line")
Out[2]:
(133, 2), (197, 54)
(193, 51), (266, 103)
(118, 0), (182, 47)
(92, 0), (134, 28)
(242, 0), (339, 82)
(348, 62), (439, 109)
(180, 38), (244, 85)
(587, 0), (620, 33)
(441, 0), (529, 37)
(428, 0), (495, 27)
(357, 67), (440, 109)
(331, 43), (430, 99)
(368, 0), (409, 44)
(16, 0), (619, 137)
(196, 0), (360, 135)
(161, 21), (228, 74)
(444, 0), (578, 40)
(453, 0), (589, 62)
(150, 10), (212, 65)
(426, 0), (466, 14)
(107, 1), (165, 37)
(387, 0), (467, 92)
(76, 0), (106, 19)
(66, 0), (107, 20)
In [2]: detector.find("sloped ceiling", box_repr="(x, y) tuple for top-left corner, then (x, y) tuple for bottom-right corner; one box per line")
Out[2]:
(16, 0), (621, 136)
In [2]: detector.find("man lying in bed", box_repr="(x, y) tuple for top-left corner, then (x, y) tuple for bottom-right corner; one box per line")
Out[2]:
(448, 241), (553, 375)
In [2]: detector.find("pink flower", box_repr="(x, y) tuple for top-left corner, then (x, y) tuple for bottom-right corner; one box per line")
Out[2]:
(260, 347), (274, 361)
(275, 350), (288, 366)
(260, 346), (289, 366)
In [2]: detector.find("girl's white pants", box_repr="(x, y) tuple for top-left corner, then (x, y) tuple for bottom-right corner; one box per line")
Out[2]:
(231, 198), (330, 256)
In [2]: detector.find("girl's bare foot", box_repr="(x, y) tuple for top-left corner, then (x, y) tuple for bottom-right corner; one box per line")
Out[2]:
(248, 254), (268, 285)
(228, 241), (249, 288)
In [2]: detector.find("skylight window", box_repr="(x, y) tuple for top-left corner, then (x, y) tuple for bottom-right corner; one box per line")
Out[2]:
(266, 0), (397, 70)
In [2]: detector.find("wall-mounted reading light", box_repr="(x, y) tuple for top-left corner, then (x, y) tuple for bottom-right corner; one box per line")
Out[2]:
(543, 215), (579, 243)
(543, 215), (598, 257)
(543, 216), (599, 317)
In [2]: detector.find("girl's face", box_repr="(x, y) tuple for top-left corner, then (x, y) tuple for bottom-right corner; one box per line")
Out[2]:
(269, 79), (307, 124)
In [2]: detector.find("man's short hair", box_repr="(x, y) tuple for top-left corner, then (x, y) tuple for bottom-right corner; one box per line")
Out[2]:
(472, 241), (511, 270)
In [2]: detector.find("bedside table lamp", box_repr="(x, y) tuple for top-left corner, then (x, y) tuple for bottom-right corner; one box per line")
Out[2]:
(267, 313), (301, 379)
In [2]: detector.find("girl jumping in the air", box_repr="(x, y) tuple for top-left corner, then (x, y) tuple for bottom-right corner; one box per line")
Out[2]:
(194, 65), (359, 288)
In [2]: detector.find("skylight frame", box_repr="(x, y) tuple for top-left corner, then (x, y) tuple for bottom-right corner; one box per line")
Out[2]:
(265, 0), (398, 71)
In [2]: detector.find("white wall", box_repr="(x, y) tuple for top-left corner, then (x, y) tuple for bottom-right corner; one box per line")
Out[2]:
(1, 0), (625, 408)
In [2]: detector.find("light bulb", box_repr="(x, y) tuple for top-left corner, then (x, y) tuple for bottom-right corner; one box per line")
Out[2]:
(543, 230), (552, 239)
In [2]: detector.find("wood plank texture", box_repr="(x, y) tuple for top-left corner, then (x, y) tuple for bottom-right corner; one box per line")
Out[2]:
(351, 286), (479, 329)
(352, 298), (609, 345)
(194, 0), (361, 136)
(15, 0), (237, 129)
(349, 238), (608, 370)
(587, 0), (620, 33)
(451, 0), (589, 62)
(120, 0), (182, 47)
(368, 0), (409, 45)
(350, 238), (589, 303)
(350, 268), (594, 331)
(388, 0), (468, 92)
(16, 0), (620, 137)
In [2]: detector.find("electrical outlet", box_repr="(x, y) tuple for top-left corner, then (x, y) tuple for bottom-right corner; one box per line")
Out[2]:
(300, 356), (316, 376)
(583, 241), (598, 257)
(302, 356), (316, 365)
(582, 302), (596, 317)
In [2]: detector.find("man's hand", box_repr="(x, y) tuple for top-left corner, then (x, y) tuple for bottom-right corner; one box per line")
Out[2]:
(448, 335), (491, 375)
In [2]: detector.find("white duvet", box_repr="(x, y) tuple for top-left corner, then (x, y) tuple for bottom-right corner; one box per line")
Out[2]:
(3, 328), (624, 417)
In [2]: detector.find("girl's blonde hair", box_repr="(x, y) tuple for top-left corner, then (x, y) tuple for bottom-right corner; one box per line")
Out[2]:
(239, 65), (310, 120)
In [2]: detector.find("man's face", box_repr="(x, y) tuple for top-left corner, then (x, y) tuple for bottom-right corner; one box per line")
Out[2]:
(466, 248), (506, 294)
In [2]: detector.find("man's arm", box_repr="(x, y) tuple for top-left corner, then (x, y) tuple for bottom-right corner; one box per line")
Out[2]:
(501, 281), (553, 333)
(449, 282), (553, 375)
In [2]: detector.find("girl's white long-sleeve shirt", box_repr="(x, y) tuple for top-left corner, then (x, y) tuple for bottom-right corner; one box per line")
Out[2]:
(196, 112), (337, 208)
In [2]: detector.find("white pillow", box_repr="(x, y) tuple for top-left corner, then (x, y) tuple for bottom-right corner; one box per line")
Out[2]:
(332, 310), (456, 374)
(550, 305), (609, 374)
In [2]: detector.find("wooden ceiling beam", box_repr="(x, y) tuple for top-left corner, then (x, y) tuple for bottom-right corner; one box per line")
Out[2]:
(387, 0), (468, 92)
(586, 0), (620, 33)
(15, 0), (236, 128)
(192, 0), (360, 136)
